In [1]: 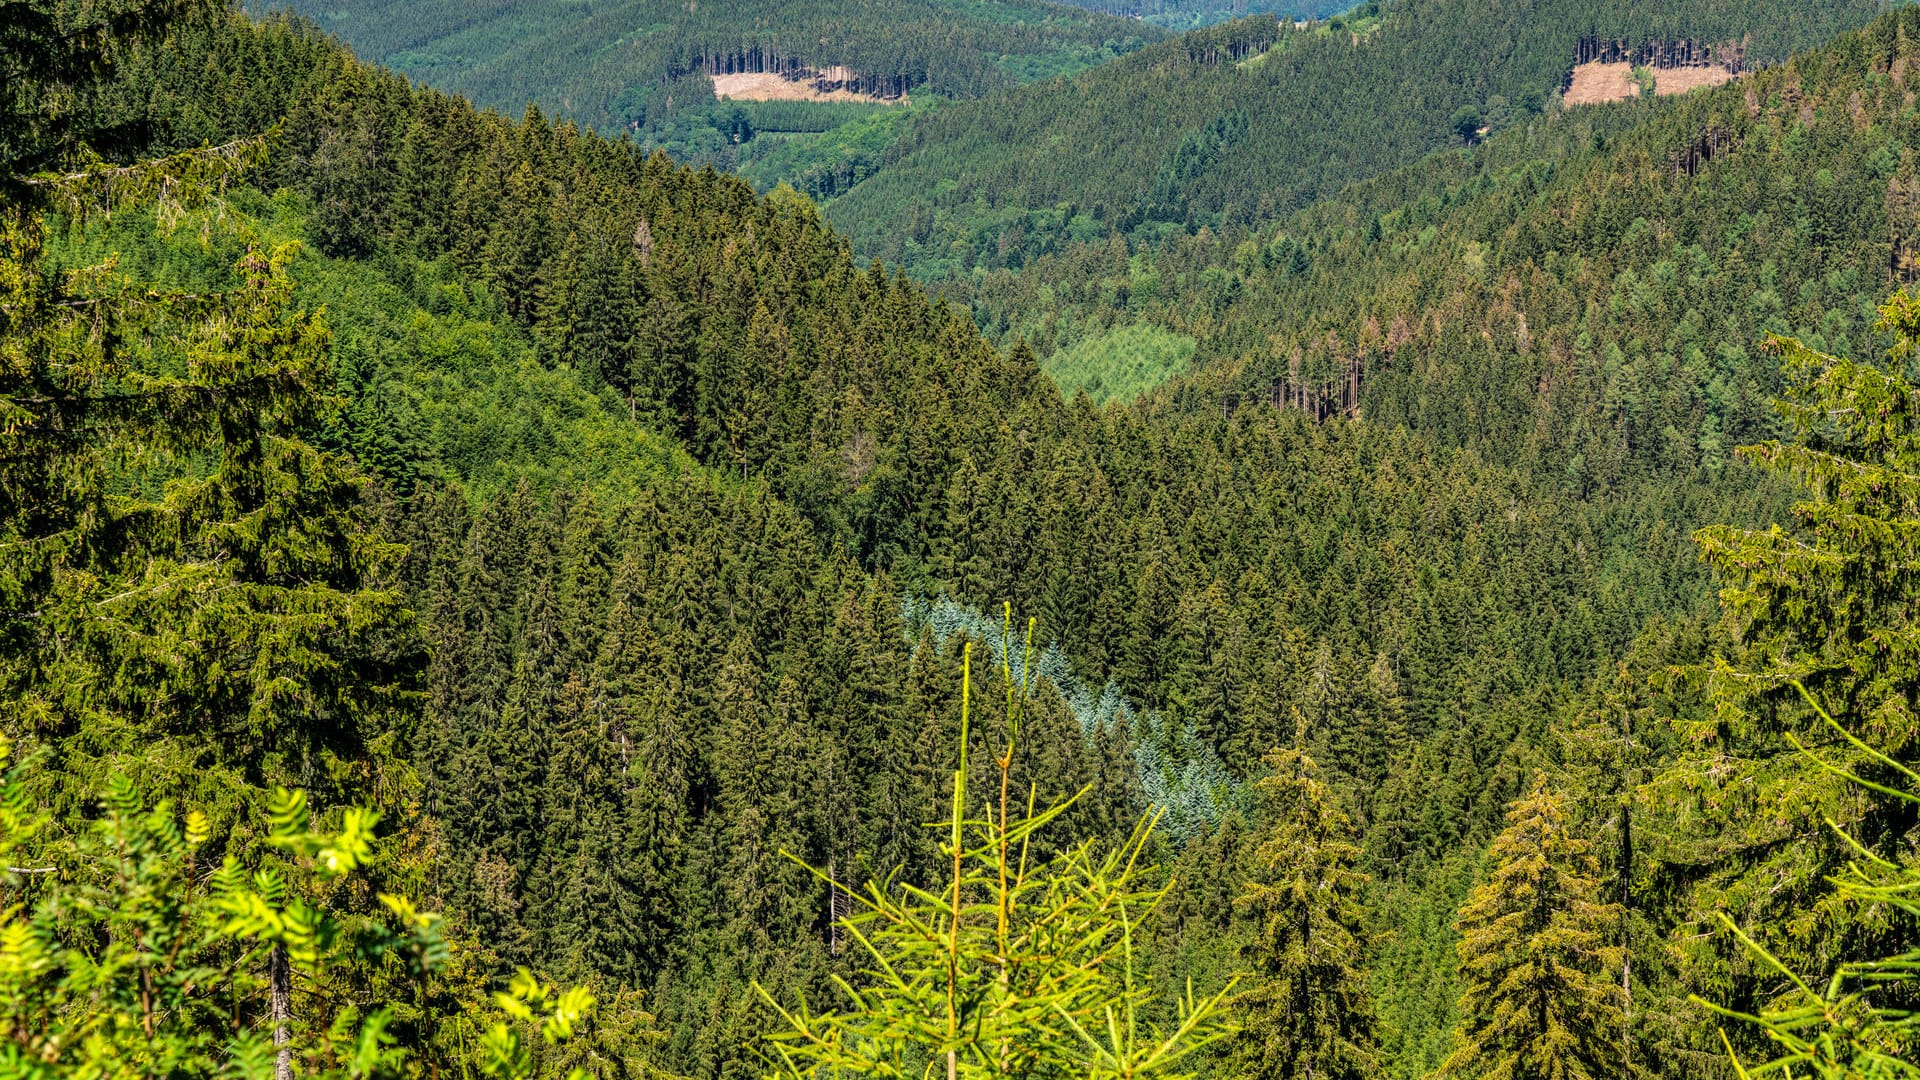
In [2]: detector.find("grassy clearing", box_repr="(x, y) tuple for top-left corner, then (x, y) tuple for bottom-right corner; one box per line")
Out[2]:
(1042, 323), (1196, 405)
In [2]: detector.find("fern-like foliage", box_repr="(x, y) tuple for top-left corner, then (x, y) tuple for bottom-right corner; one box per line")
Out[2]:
(0, 733), (595, 1079)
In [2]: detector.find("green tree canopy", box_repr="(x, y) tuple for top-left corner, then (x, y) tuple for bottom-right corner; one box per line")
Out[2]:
(1226, 740), (1378, 1080)
(1440, 774), (1625, 1080)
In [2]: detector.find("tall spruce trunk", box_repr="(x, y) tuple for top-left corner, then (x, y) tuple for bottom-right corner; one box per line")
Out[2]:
(1616, 701), (1636, 1077)
(1619, 795), (1634, 1074)
(270, 943), (293, 1080)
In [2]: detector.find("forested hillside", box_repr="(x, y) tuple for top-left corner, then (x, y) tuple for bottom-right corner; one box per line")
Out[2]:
(9, 2), (1920, 1080)
(270, 0), (1160, 129)
(1046, 0), (1348, 32)
(948, 14), (1920, 1066)
(826, 0), (1881, 274)
(957, 12), (1917, 471)
(106, 18), (1647, 1070)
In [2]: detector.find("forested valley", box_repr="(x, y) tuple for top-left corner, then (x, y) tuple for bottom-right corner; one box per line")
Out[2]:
(6, 0), (1920, 1078)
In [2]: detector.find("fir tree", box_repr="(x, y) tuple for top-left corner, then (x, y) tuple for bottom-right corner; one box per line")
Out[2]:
(1667, 291), (1920, 1061)
(1227, 742), (1379, 1080)
(1, 0), (420, 823)
(1439, 774), (1625, 1080)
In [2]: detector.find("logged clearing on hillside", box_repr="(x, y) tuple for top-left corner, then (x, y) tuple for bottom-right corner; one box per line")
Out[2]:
(1564, 61), (1640, 105)
(1564, 60), (1738, 107)
(1652, 64), (1737, 95)
(712, 69), (902, 103)
(1562, 34), (1746, 107)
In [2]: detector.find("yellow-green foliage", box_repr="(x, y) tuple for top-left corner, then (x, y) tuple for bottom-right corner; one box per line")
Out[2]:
(754, 629), (1237, 1080)
(1042, 324), (1196, 406)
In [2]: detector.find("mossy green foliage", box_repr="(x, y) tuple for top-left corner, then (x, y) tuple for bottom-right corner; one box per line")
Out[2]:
(1042, 323), (1197, 405)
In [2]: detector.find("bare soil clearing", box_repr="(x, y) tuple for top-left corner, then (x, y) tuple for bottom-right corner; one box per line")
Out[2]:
(1564, 62), (1637, 106)
(711, 71), (900, 103)
(1652, 64), (1736, 95)
(1563, 60), (1739, 107)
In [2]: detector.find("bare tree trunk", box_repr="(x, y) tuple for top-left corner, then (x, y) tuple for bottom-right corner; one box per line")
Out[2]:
(270, 944), (293, 1080)
(1622, 950), (1633, 1075)
(1617, 703), (1636, 1078)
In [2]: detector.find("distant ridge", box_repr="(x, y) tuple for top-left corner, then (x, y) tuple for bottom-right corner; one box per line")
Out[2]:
(823, 0), (1885, 276)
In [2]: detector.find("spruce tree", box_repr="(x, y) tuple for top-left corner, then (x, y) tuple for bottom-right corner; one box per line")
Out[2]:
(1, 0), (420, 822)
(755, 638), (1237, 1080)
(2, 0), (221, 185)
(594, 550), (688, 986)
(1657, 293), (1920, 1051)
(1227, 743), (1379, 1080)
(631, 294), (694, 435)
(1439, 774), (1625, 1080)
(1354, 652), (1410, 795)
(711, 636), (818, 955)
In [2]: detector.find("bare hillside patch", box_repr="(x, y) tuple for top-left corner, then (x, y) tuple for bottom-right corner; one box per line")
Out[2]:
(1565, 60), (1739, 108)
(1654, 64), (1736, 95)
(1564, 62), (1639, 106)
(712, 71), (900, 103)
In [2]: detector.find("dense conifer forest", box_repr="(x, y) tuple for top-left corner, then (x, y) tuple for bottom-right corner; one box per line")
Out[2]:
(261, 0), (1168, 212)
(7, 0), (1920, 1079)
(825, 0), (1886, 274)
(269, 0), (1161, 129)
(1070, 0), (1348, 31)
